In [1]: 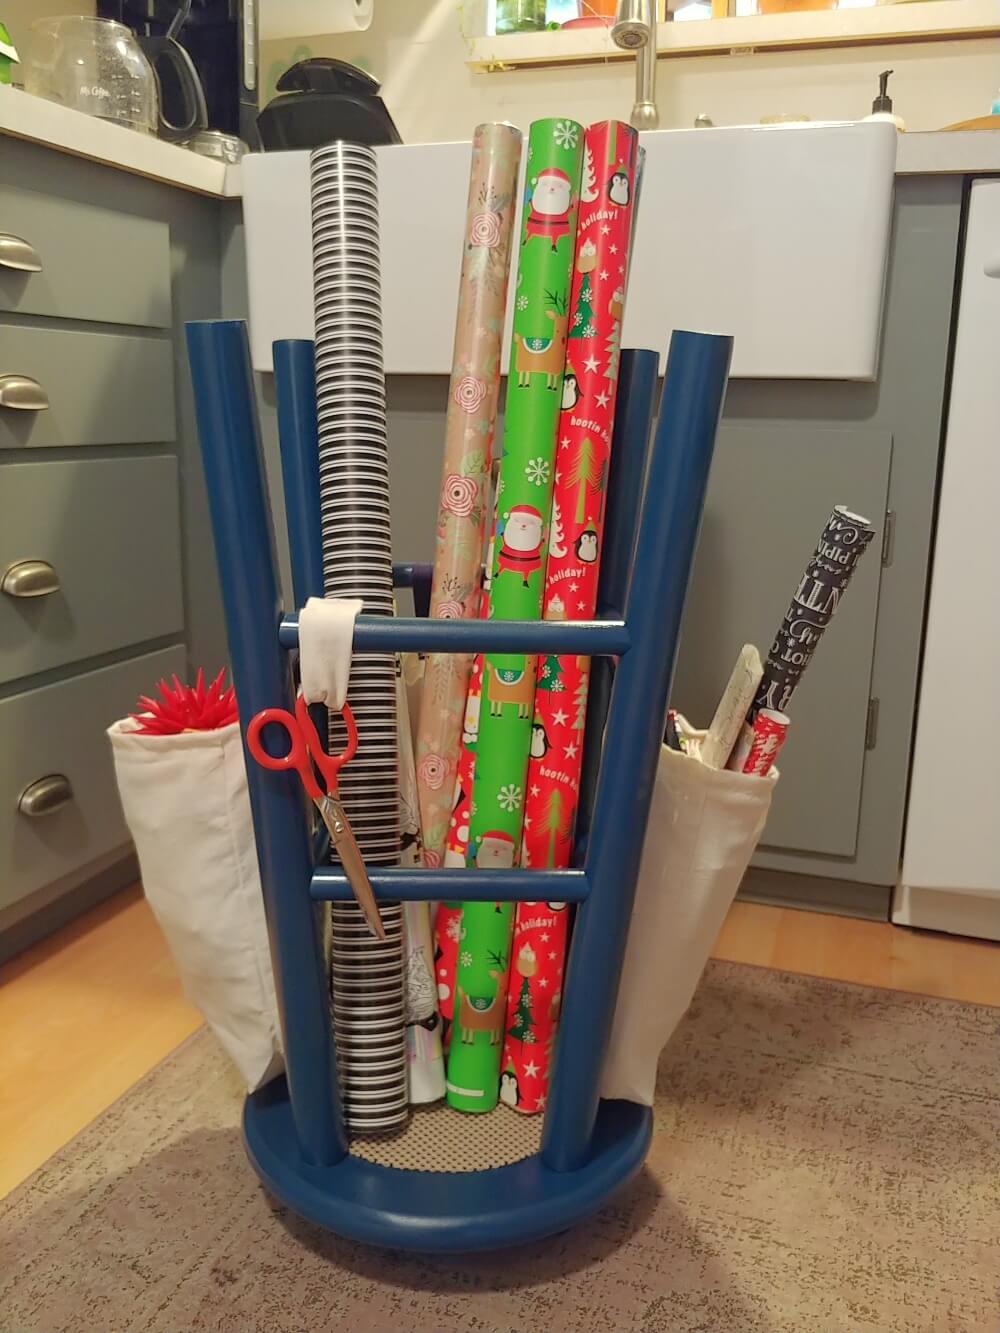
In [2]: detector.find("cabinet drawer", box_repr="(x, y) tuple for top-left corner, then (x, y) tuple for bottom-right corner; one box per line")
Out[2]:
(0, 185), (171, 328)
(0, 456), (184, 684)
(0, 325), (175, 449)
(1, 645), (186, 912)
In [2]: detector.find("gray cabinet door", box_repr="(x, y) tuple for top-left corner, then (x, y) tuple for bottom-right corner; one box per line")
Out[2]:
(0, 325), (176, 449)
(671, 423), (890, 858)
(1, 645), (186, 911)
(0, 456), (184, 684)
(0, 185), (171, 328)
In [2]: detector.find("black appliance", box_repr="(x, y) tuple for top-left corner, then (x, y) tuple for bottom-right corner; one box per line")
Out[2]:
(98, 0), (259, 146)
(257, 58), (401, 151)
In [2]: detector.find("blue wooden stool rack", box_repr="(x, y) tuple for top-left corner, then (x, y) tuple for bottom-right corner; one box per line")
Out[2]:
(186, 320), (732, 1254)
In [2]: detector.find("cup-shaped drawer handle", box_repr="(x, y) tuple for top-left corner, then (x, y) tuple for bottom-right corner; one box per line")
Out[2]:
(2, 559), (60, 598)
(18, 774), (74, 818)
(0, 233), (42, 272)
(0, 374), (49, 411)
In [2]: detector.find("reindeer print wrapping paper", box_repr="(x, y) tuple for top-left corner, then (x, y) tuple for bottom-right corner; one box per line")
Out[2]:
(445, 118), (584, 1114)
(505, 122), (639, 1115)
(416, 124), (523, 871)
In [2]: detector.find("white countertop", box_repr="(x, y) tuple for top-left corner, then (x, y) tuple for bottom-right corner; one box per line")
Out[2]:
(0, 84), (241, 197)
(4, 82), (1000, 195)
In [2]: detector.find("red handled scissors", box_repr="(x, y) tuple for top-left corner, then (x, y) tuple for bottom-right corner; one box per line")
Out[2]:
(246, 695), (385, 940)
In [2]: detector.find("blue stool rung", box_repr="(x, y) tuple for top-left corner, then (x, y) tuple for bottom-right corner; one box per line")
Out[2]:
(310, 865), (589, 904)
(279, 612), (630, 657)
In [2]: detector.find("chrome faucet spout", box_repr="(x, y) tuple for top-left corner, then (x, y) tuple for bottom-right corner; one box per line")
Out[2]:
(612, 0), (660, 132)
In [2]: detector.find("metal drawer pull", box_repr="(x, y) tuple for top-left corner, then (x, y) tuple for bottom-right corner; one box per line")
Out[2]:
(2, 559), (60, 598)
(18, 774), (74, 818)
(0, 233), (42, 272)
(0, 374), (49, 411)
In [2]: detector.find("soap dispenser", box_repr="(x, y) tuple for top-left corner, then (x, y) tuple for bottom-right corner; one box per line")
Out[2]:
(864, 69), (906, 131)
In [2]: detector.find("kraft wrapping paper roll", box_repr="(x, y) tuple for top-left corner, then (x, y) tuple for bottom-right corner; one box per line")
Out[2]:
(446, 117), (584, 1114)
(310, 141), (407, 1135)
(504, 120), (639, 1116)
(416, 123), (523, 869)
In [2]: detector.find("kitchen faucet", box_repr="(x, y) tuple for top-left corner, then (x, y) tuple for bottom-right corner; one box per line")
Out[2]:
(612, 0), (660, 131)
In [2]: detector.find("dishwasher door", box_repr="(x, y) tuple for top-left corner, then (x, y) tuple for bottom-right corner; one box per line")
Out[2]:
(895, 177), (1000, 941)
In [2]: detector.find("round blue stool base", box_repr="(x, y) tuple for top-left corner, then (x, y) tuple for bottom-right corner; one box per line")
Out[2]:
(243, 1077), (653, 1253)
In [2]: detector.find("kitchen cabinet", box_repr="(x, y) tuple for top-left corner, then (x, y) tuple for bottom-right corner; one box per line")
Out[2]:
(672, 424), (891, 861)
(0, 134), (228, 961)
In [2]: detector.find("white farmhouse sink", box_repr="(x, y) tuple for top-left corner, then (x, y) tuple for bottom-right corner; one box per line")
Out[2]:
(241, 120), (896, 380)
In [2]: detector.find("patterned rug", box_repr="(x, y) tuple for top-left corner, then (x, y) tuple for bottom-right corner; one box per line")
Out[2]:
(2, 962), (997, 1333)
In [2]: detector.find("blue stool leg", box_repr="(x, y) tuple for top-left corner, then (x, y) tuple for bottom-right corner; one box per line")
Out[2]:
(274, 340), (325, 608)
(187, 319), (347, 1167)
(543, 330), (732, 1174)
(273, 340), (330, 746)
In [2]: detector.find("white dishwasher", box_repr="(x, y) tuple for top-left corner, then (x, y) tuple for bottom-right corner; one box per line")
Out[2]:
(894, 177), (1000, 941)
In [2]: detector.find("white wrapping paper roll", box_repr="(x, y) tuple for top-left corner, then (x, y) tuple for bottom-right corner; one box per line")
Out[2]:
(261, 0), (373, 40)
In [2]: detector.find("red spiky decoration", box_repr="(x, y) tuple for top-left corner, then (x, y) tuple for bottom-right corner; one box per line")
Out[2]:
(130, 668), (238, 735)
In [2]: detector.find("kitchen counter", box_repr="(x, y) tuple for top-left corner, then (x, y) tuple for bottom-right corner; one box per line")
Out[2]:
(0, 84), (240, 197)
(895, 128), (1000, 175)
(4, 82), (1000, 197)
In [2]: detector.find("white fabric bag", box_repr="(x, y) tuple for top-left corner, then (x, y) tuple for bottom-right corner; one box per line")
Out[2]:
(600, 722), (777, 1105)
(108, 719), (283, 1091)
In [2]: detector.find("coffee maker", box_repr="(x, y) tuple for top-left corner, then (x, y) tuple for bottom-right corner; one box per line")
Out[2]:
(98, 0), (259, 146)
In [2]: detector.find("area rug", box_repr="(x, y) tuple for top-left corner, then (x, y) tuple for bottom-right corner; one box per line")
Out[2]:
(2, 962), (997, 1333)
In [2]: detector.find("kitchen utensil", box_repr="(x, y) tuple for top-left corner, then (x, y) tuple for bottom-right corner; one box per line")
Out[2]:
(25, 16), (158, 135)
(258, 58), (400, 150)
(99, 0), (258, 145)
(134, 0), (208, 140)
(181, 128), (247, 162)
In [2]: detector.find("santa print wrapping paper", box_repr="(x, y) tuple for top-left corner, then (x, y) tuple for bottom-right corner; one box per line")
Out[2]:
(416, 123), (523, 870)
(503, 121), (639, 1115)
(445, 117), (584, 1114)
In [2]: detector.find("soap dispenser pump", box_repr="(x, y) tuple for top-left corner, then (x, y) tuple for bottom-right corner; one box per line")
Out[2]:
(864, 69), (906, 131)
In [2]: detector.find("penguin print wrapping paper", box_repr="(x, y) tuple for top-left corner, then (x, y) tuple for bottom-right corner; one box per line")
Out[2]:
(445, 118), (584, 1115)
(503, 121), (640, 1115)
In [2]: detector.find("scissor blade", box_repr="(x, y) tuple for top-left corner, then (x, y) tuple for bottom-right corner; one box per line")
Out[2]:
(316, 796), (386, 941)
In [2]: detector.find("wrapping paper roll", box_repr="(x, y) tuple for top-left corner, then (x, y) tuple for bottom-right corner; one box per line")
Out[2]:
(416, 123), (523, 870)
(446, 117), (584, 1114)
(735, 708), (790, 777)
(434, 635), (486, 1051)
(396, 667), (445, 1103)
(503, 121), (639, 1115)
(753, 506), (877, 718)
(310, 142), (406, 1134)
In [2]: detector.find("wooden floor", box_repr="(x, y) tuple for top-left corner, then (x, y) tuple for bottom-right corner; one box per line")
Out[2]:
(1, 886), (997, 1199)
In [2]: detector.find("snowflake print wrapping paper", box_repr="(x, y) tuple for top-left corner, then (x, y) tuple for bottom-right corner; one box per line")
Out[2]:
(503, 120), (639, 1116)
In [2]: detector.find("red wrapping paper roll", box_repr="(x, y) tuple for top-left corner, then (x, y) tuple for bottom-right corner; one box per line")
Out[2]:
(500, 121), (639, 1115)
(739, 708), (789, 777)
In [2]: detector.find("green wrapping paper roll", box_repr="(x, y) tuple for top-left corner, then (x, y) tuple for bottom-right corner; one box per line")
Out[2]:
(446, 117), (584, 1114)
